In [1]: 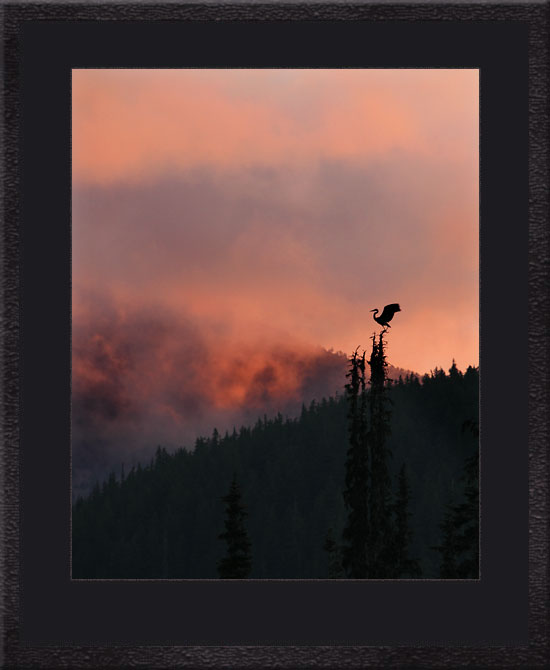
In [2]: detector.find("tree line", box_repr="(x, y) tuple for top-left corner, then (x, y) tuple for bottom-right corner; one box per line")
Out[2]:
(73, 345), (479, 579)
(217, 333), (478, 579)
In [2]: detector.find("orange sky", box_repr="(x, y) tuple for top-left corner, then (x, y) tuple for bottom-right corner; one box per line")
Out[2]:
(73, 69), (478, 366)
(72, 68), (478, 465)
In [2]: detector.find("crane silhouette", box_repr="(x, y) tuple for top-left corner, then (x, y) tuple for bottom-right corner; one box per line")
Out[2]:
(370, 303), (401, 329)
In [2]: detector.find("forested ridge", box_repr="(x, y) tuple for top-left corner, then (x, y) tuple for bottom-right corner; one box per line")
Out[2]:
(73, 362), (478, 579)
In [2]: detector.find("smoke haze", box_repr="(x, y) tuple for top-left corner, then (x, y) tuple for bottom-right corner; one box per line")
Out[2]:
(72, 69), (478, 493)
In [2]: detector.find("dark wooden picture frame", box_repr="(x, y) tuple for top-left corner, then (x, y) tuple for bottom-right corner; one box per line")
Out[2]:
(2, 2), (548, 667)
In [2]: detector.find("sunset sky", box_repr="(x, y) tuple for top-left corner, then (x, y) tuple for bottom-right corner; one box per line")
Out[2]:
(72, 68), (478, 486)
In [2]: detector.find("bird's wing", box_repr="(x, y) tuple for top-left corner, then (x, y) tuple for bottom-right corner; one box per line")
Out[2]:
(381, 303), (401, 320)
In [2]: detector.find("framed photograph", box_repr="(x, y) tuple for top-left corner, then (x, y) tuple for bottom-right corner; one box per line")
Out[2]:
(2, 2), (548, 667)
(70, 66), (480, 585)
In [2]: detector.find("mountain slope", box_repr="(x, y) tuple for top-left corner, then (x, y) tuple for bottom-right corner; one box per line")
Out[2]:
(72, 365), (479, 579)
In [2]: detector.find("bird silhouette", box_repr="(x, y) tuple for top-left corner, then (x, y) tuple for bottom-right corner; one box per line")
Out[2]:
(370, 303), (401, 329)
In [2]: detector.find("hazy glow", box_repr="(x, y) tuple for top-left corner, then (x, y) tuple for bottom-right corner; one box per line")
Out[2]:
(72, 68), (478, 474)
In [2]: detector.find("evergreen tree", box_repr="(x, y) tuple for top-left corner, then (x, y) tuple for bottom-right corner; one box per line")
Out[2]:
(452, 453), (479, 578)
(366, 332), (394, 577)
(341, 348), (369, 578)
(391, 464), (421, 578)
(323, 527), (344, 578)
(434, 448), (479, 579)
(435, 502), (460, 578)
(217, 474), (252, 579)
(341, 333), (414, 579)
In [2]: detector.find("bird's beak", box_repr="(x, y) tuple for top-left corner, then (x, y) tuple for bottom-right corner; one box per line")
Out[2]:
(369, 309), (376, 312)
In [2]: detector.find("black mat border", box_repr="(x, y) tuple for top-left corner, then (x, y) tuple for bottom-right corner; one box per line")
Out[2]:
(2, 2), (548, 667)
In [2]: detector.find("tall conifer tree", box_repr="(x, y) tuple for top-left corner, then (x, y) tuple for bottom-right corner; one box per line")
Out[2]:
(341, 349), (369, 578)
(391, 464), (421, 577)
(323, 527), (344, 578)
(218, 474), (252, 579)
(434, 452), (478, 578)
(435, 503), (459, 578)
(454, 453), (479, 578)
(367, 332), (394, 577)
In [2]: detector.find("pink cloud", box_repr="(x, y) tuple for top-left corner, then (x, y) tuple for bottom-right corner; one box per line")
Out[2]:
(72, 69), (479, 469)
(72, 68), (478, 183)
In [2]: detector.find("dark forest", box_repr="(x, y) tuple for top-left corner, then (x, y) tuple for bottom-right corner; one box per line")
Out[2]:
(72, 343), (479, 580)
